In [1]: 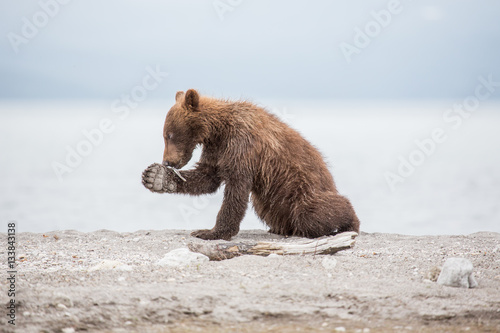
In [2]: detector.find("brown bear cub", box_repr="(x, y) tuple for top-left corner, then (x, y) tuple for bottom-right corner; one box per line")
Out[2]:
(142, 89), (360, 240)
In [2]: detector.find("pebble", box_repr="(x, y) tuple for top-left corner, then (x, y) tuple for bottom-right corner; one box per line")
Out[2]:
(61, 328), (75, 333)
(426, 266), (441, 282)
(156, 248), (209, 267)
(437, 258), (478, 288)
(54, 294), (73, 308)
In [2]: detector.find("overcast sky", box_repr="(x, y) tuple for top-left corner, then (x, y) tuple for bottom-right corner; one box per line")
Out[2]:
(1, 0), (499, 101)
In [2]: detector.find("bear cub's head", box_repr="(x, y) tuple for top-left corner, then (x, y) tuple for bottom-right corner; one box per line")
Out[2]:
(162, 89), (206, 169)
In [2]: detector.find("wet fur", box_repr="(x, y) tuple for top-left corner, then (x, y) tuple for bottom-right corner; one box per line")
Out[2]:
(159, 90), (360, 240)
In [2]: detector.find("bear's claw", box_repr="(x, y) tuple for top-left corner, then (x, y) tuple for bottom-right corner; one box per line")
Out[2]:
(191, 229), (231, 240)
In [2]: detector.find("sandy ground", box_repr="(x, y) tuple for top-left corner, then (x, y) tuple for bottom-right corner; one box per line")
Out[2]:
(2, 230), (500, 333)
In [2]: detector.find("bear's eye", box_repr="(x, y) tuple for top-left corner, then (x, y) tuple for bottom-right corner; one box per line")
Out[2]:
(167, 133), (173, 140)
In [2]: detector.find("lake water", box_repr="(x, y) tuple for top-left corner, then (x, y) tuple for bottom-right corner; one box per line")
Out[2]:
(1, 100), (499, 235)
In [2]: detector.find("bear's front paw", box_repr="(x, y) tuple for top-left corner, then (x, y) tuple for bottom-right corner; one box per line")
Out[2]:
(141, 163), (177, 193)
(191, 229), (230, 241)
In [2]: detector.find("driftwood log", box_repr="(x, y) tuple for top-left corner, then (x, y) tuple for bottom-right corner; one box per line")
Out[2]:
(188, 231), (358, 261)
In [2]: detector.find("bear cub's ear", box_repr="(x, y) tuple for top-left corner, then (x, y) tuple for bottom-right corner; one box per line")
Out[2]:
(175, 91), (185, 102)
(184, 89), (200, 111)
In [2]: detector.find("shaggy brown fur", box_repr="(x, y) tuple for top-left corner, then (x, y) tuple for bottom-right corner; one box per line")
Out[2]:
(142, 89), (360, 240)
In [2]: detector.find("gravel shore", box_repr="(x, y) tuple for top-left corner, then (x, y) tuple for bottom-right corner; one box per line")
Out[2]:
(2, 230), (500, 332)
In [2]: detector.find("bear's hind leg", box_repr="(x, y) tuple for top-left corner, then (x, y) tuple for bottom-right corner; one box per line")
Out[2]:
(292, 193), (360, 238)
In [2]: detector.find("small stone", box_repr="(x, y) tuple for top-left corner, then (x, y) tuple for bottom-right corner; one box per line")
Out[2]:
(334, 327), (346, 332)
(61, 328), (75, 333)
(156, 248), (209, 267)
(437, 258), (478, 288)
(267, 253), (280, 258)
(322, 257), (337, 270)
(54, 294), (73, 308)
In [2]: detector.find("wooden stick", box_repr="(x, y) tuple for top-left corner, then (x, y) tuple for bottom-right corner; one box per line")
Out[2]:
(188, 232), (358, 261)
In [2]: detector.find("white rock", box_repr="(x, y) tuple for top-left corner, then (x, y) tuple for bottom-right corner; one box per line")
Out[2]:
(156, 248), (209, 267)
(322, 257), (337, 270)
(61, 328), (75, 333)
(88, 260), (132, 272)
(54, 293), (74, 308)
(437, 258), (478, 288)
